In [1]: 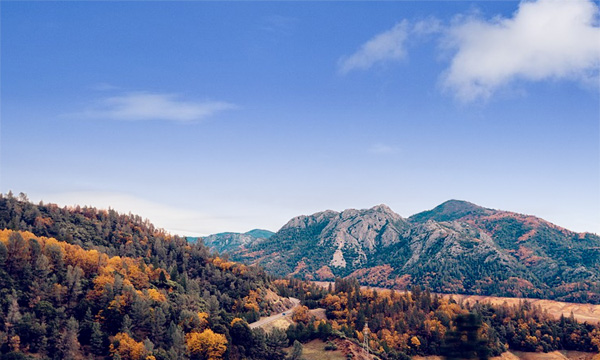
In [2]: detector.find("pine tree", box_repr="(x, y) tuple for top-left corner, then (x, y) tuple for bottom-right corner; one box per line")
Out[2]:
(58, 317), (81, 360)
(90, 321), (106, 355)
(442, 313), (490, 360)
(287, 340), (303, 360)
(151, 307), (167, 346)
(167, 321), (186, 358)
(265, 328), (288, 360)
(121, 315), (133, 336)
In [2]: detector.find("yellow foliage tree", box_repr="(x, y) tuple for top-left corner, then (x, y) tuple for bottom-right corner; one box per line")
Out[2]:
(197, 312), (209, 329)
(292, 305), (310, 324)
(186, 329), (228, 360)
(410, 336), (421, 348)
(147, 288), (166, 302)
(109, 332), (146, 360)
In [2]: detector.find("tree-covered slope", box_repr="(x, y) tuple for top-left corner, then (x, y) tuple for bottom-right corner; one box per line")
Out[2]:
(0, 193), (292, 360)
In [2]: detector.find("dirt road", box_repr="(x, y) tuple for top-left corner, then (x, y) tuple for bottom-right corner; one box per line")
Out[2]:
(249, 297), (301, 329)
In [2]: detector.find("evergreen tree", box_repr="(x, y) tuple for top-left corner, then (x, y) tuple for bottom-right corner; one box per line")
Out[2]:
(121, 315), (132, 336)
(265, 328), (288, 360)
(287, 340), (304, 360)
(442, 313), (490, 360)
(151, 307), (167, 346)
(90, 322), (106, 355)
(58, 317), (81, 360)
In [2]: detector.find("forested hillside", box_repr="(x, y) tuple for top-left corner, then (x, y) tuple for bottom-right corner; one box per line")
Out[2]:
(0, 193), (291, 360)
(278, 278), (600, 359)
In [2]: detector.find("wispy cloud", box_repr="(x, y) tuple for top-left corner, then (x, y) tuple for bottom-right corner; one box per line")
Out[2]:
(261, 15), (298, 35)
(338, 21), (410, 74)
(413, 17), (443, 37)
(442, 0), (600, 102)
(76, 92), (236, 123)
(368, 143), (400, 155)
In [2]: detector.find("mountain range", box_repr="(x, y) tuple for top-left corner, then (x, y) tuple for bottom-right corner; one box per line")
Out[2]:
(214, 200), (600, 303)
(197, 229), (275, 253)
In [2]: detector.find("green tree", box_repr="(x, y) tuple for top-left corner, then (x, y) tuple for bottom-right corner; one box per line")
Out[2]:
(90, 321), (106, 355)
(58, 317), (81, 360)
(287, 340), (304, 360)
(265, 328), (288, 360)
(442, 313), (490, 360)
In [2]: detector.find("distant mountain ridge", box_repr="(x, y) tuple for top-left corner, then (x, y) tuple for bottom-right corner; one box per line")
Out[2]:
(200, 229), (274, 253)
(228, 200), (600, 303)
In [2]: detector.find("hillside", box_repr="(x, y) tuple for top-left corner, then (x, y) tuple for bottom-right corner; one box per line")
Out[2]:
(231, 200), (600, 303)
(0, 194), (291, 360)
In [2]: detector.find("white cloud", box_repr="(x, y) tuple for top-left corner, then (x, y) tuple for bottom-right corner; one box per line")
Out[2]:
(413, 17), (443, 36)
(442, 0), (600, 101)
(368, 143), (399, 155)
(78, 92), (236, 122)
(338, 21), (410, 74)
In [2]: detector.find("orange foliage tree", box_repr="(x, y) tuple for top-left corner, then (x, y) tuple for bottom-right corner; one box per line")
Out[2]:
(186, 329), (228, 360)
(109, 332), (146, 360)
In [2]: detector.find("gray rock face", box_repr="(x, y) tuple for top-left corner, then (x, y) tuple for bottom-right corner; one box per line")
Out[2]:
(230, 200), (600, 301)
(274, 205), (407, 269)
(280, 210), (338, 231)
(317, 205), (408, 268)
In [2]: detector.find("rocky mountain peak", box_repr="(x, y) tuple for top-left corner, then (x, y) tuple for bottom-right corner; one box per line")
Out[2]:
(280, 209), (339, 230)
(370, 203), (394, 213)
(409, 199), (491, 223)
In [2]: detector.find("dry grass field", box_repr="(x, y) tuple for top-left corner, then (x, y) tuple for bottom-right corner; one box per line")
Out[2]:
(443, 294), (600, 324)
(413, 350), (599, 360)
(313, 281), (600, 324)
(290, 338), (599, 360)
(260, 314), (294, 332)
(285, 339), (347, 360)
(510, 350), (599, 360)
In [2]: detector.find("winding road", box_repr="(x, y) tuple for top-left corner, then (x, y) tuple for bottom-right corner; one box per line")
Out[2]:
(249, 297), (301, 329)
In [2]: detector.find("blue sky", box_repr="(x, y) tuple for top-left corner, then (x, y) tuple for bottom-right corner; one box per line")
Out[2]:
(1, 0), (599, 236)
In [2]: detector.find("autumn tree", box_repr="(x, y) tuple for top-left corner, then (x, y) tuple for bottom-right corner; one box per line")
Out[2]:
(110, 332), (147, 360)
(186, 328), (228, 360)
